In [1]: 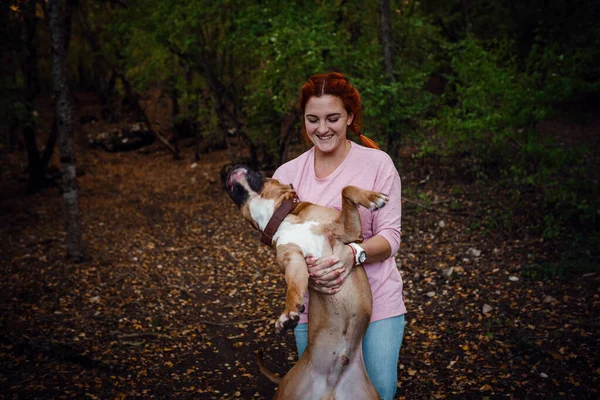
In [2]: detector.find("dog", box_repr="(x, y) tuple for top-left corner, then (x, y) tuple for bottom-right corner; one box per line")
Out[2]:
(225, 165), (387, 399)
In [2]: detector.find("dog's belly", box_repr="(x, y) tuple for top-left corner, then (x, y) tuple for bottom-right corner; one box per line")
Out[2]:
(277, 351), (375, 400)
(273, 220), (327, 258)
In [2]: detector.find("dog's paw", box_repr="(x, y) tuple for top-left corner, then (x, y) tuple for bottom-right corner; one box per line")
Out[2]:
(368, 193), (389, 210)
(275, 311), (300, 335)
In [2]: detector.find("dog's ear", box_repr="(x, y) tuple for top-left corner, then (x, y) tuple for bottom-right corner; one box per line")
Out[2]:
(220, 164), (234, 186)
(289, 183), (294, 190)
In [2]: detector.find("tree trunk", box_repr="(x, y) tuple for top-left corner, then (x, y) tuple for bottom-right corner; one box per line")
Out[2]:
(25, 0), (40, 96)
(197, 50), (259, 166)
(379, 0), (394, 82)
(460, 0), (472, 33)
(379, 0), (400, 151)
(278, 111), (297, 165)
(22, 0), (46, 193)
(41, 119), (58, 168)
(117, 73), (181, 158)
(41, 0), (74, 172)
(48, 0), (84, 262)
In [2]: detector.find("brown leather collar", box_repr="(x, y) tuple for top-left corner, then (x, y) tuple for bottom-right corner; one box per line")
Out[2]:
(260, 198), (300, 246)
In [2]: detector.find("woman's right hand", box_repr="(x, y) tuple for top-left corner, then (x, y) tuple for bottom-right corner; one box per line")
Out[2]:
(305, 243), (355, 294)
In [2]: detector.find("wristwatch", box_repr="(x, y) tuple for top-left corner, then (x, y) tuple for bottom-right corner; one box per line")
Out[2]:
(347, 243), (367, 265)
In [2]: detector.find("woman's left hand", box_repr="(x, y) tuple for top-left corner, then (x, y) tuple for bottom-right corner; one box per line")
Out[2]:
(306, 244), (355, 294)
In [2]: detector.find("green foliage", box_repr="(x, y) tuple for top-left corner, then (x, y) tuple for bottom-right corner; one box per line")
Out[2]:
(353, 7), (440, 144)
(433, 37), (548, 152)
(420, 33), (598, 240)
(236, 1), (346, 153)
(21, 0), (594, 246)
(239, 3), (336, 114)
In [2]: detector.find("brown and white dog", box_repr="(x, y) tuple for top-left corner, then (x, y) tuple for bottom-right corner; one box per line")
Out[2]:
(225, 165), (387, 400)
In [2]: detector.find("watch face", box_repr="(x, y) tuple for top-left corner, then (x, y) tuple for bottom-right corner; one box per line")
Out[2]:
(358, 251), (367, 263)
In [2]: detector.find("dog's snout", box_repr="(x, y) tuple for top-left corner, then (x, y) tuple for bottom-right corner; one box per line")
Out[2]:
(231, 167), (248, 181)
(226, 165), (249, 191)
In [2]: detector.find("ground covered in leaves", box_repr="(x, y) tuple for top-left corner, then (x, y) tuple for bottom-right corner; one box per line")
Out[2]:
(1, 104), (599, 399)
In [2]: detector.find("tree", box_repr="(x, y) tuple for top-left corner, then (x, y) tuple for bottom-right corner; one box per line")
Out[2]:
(48, 0), (84, 261)
(379, 0), (394, 81)
(75, 0), (181, 159)
(21, 0), (46, 192)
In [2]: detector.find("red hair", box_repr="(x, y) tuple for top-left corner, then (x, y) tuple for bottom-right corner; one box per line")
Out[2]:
(298, 72), (380, 150)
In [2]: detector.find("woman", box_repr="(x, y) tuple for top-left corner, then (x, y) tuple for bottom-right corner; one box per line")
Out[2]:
(272, 72), (406, 400)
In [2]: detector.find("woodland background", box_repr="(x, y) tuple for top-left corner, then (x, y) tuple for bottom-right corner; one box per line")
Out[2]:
(1, 0), (599, 399)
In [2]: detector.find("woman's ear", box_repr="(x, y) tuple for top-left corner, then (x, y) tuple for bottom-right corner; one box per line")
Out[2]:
(347, 112), (354, 126)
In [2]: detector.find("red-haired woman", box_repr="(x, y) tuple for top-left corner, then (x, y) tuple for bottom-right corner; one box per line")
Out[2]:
(272, 72), (406, 400)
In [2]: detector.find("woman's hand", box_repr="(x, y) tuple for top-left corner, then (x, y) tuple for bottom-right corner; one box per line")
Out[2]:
(306, 244), (355, 294)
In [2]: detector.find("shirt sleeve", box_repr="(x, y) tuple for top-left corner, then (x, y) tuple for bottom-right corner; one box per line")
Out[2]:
(371, 168), (402, 257)
(272, 165), (287, 183)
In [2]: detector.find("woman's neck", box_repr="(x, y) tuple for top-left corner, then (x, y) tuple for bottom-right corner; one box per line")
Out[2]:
(314, 140), (351, 179)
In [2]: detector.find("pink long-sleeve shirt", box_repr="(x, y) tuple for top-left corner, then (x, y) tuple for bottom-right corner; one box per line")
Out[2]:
(272, 141), (406, 324)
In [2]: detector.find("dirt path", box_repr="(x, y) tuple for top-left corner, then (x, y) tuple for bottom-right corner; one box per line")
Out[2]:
(0, 133), (598, 398)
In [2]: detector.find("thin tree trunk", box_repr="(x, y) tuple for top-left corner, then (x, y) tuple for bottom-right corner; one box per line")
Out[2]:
(196, 42), (259, 166)
(169, 83), (181, 154)
(23, 125), (45, 192)
(278, 111), (297, 165)
(26, 0), (40, 96)
(22, 0), (46, 192)
(379, 0), (394, 82)
(41, 119), (58, 168)
(380, 0), (400, 151)
(117, 73), (181, 158)
(194, 128), (202, 162)
(48, 0), (84, 261)
(460, 0), (471, 33)
(41, 0), (73, 171)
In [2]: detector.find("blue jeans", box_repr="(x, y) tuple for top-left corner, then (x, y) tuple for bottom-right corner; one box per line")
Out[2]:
(294, 314), (406, 400)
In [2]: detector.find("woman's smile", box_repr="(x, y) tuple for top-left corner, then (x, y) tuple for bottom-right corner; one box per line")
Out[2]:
(316, 132), (334, 140)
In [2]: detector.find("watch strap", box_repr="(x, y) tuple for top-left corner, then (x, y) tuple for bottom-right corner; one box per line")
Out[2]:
(348, 243), (366, 265)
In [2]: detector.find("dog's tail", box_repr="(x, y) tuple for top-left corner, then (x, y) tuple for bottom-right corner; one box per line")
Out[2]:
(256, 349), (281, 384)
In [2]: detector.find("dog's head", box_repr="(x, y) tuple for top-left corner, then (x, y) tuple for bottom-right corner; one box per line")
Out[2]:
(225, 165), (296, 231)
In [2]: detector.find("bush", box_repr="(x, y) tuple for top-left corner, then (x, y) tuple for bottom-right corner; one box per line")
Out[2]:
(427, 37), (598, 239)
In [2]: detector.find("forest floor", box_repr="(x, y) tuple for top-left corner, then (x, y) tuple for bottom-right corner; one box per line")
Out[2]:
(0, 93), (598, 399)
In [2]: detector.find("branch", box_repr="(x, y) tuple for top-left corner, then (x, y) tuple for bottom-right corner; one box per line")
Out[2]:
(198, 317), (270, 326)
(116, 332), (173, 340)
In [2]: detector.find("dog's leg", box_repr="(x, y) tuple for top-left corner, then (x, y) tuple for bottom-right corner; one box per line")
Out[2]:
(332, 186), (388, 243)
(275, 244), (309, 334)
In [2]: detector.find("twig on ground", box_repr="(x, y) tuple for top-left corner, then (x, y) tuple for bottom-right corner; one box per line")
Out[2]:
(117, 332), (173, 340)
(163, 245), (204, 252)
(198, 317), (270, 326)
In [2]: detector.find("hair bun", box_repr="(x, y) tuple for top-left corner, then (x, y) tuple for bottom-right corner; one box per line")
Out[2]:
(328, 72), (348, 82)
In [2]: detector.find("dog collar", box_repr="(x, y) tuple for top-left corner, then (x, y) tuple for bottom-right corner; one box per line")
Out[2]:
(260, 198), (300, 246)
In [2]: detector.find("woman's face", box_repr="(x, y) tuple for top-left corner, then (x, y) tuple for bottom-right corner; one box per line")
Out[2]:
(304, 95), (354, 154)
